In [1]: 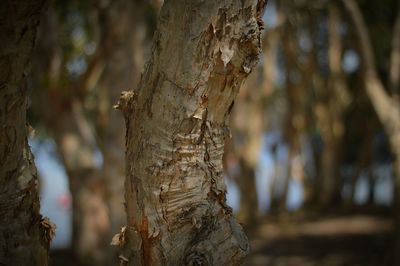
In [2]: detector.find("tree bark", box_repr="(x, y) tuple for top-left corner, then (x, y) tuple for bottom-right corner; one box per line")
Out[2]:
(0, 1), (54, 265)
(116, 0), (266, 265)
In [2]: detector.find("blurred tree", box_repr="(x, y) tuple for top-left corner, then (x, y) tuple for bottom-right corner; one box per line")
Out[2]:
(279, 11), (312, 211)
(93, 1), (153, 263)
(115, 0), (266, 264)
(341, 0), (400, 264)
(268, 0), (319, 211)
(0, 0), (54, 265)
(30, 0), (155, 264)
(226, 70), (263, 225)
(315, 2), (350, 207)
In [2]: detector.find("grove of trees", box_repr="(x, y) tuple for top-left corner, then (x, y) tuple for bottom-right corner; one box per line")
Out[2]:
(1, 0), (400, 265)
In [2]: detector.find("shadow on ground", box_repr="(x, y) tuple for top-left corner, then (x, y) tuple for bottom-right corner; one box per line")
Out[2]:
(245, 212), (394, 266)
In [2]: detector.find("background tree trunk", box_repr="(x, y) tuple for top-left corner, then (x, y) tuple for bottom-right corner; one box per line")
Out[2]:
(0, 1), (53, 265)
(95, 1), (150, 263)
(227, 70), (264, 224)
(31, 6), (110, 264)
(313, 3), (349, 208)
(31, 2), (155, 264)
(53, 105), (108, 265)
(116, 0), (267, 264)
(342, 0), (400, 264)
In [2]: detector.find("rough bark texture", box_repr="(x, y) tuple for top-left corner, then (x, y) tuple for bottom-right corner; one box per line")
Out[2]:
(116, 0), (266, 265)
(0, 1), (53, 265)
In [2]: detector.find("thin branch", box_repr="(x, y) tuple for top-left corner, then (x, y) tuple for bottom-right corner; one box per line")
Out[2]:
(341, 0), (376, 76)
(341, 0), (400, 136)
(390, 1), (400, 95)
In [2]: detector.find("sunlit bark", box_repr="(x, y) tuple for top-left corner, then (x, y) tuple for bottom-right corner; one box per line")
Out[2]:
(116, 0), (267, 264)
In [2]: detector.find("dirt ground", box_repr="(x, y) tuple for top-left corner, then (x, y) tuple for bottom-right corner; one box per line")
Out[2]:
(245, 211), (394, 266)
(50, 210), (395, 266)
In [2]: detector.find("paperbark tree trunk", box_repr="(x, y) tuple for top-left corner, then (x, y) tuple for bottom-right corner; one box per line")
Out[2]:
(115, 0), (267, 265)
(0, 1), (54, 265)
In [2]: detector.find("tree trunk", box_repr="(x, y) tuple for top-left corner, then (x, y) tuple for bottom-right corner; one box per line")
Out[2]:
(394, 152), (400, 265)
(52, 104), (109, 265)
(269, 147), (286, 214)
(314, 3), (349, 208)
(0, 1), (54, 265)
(236, 158), (259, 225)
(341, 0), (400, 264)
(95, 2), (149, 262)
(31, 2), (151, 263)
(227, 68), (264, 224)
(31, 6), (111, 263)
(115, 0), (266, 264)
(34, 84), (110, 266)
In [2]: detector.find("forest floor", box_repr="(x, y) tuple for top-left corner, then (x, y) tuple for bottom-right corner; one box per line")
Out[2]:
(50, 208), (394, 266)
(245, 207), (394, 266)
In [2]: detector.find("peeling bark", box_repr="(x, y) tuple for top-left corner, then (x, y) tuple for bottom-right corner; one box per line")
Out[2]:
(0, 0), (54, 265)
(117, 0), (266, 265)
